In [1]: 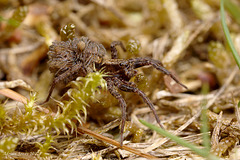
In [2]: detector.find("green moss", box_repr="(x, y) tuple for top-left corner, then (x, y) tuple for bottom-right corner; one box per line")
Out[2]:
(60, 23), (76, 41)
(0, 71), (107, 156)
(124, 121), (143, 143)
(0, 137), (18, 159)
(126, 39), (141, 56)
(208, 41), (234, 85)
(208, 41), (230, 69)
(0, 105), (6, 131)
(6, 6), (28, 32)
(36, 133), (54, 157)
(132, 74), (149, 92)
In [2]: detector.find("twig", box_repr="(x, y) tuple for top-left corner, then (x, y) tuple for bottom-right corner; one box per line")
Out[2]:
(77, 126), (158, 159)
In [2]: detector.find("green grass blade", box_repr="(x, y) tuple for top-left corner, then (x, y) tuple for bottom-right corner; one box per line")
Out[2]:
(140, 120), (209, 158)
(140, 119), (220, 159)
(200, 84), (211, 152)
(224, 0), (240, 25)
(220, 0), (240, 69)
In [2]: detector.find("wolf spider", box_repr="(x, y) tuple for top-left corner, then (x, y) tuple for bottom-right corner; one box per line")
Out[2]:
(44, 37), (187, 146)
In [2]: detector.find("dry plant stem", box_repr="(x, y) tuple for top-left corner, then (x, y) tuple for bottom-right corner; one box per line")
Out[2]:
(0, 41), (43, 54)
(210, 111), (222, 152)
(131, 107), (157, 130)
(91, 0), (125, 21)
(76, 125), (158, 159)
(162, 0), (183, 32)
(235, 102), (240, 129)
(143, 66), (239, 152)
(0, 79), (32, 90)
(9, 151), (38, 160)
(81, 145), (118, 159)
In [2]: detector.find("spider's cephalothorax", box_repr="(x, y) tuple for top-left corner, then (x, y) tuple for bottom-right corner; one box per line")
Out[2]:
(44, 37), (187, 146)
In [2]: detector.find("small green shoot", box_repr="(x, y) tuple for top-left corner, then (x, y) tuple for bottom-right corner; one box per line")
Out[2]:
(126, 39), (141, 56)
(224, 0), (240, 25)
(221, 0), (240, 115)
(0, 137), (19, 159)
(5, 6), (28, 32)
(140, 120), (219, 159)
(220, 0), (240, 69)
(36, 133), (54, 157)
(60, 23), (76, 41)
(200, 83), (211, 152)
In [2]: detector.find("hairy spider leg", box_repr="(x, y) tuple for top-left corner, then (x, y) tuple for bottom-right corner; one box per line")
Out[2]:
(84, 45), (102, 67)
(111, 77), (165, 129)
(105, 78), (127, 147)
(42, 65), (87, 104)
(79, 38), (91, 61)
(83, 41), (96, 67)
(129, 57), (188, 89)
(42, 78), (57, 104)
(110, 41), (126, 59)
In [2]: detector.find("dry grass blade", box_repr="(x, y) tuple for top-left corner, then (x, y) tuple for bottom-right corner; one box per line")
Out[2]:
(235, 102), (240, 129)
(162, 0), (183, 32)
(210, 111), (222, 153)
(81, 146), (118, 159)
(0, 79), (32, 90)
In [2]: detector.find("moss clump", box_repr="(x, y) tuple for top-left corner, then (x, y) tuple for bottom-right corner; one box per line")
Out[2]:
(0, 137), (18, 159)
(126, 39), (141, 56)
(0, 71), (107, 156)
(208, 41), (234, 85)
(6, 6), (28, 32)
(36, 133), (54, 157)
(60, 23), (76, 41)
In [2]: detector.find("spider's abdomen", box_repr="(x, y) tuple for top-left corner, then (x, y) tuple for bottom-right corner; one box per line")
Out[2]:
(48, 40), (75, 74)
(47, 37), (107, 76)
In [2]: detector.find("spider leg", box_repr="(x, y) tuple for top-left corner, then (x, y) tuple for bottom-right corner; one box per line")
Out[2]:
(129, 57), (187, 89)
(42, 65), (87, 104)
(110, 41), (126, 59)
(105, 78), (127, 147)
(113, 77), (165, 129)
(41, 76), (59, 104)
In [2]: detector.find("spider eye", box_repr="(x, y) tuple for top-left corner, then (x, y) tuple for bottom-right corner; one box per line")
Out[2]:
(77, 41), (86, 51)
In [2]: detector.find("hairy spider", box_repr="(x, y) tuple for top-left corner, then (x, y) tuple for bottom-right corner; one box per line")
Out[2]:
(44, 36), (187, 146)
